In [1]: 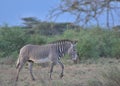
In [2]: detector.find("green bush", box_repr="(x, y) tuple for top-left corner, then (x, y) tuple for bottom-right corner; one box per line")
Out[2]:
(0, 27), (46, 58)
(27, 34), (46, 44)
(0, 27), (28, 57)
(0, 26), (120, 59)
(110, 31), (120, 58)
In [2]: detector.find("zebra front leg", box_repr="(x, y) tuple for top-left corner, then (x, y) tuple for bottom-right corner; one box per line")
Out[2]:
(49, 62), (55, 80)
(28, 62), (35, 81)
(58, 60), (64, 78)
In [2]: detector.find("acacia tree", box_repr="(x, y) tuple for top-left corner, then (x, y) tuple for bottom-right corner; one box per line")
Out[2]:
(22, 17), (40, 28)
(49, 0), (120, 28)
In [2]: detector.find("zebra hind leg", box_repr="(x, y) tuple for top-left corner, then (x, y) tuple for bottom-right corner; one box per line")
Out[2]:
(16, 56), (28, 82)
(16, 62), (24, 82)
(49, 62), (56, 80)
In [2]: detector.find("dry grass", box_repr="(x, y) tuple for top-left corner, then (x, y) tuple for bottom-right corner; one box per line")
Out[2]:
(0, 58), (120, 86)
(88, 66), (120, 86)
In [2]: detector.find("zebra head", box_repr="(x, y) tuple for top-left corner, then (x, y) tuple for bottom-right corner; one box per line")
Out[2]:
(68, 40), (78, 61)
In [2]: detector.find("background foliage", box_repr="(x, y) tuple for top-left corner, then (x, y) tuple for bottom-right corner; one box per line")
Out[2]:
(0, 23), (120, 60)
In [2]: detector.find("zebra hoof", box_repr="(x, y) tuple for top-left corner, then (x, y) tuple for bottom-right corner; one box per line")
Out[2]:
(32, 78), (35, 81)
(60, 74), (64, 78)
(49, 77), (53, 80)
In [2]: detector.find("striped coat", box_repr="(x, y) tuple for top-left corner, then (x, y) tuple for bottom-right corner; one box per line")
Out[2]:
(16, 39), (78, 81)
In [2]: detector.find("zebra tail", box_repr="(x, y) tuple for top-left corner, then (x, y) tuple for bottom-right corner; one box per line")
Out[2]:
(16, 57), (20, 69)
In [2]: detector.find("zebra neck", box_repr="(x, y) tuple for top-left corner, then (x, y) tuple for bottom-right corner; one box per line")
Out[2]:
(58, 45), (65, 59)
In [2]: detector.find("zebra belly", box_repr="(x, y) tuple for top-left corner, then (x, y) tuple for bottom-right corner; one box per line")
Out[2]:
(33, 57), (51, 63)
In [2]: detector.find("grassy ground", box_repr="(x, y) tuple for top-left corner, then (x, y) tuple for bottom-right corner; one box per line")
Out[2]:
(0, 58), (120, 86)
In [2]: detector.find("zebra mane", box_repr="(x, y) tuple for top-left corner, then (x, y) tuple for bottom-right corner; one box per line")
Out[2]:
(51, 39), (73, 44)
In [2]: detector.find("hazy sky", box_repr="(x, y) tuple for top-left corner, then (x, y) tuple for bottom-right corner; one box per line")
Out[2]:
(0, 0), (73, 25)
(0, 0), (120, 26)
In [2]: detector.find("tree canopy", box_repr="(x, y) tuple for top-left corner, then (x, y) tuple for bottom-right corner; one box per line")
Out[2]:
(49, 0), (120, 28)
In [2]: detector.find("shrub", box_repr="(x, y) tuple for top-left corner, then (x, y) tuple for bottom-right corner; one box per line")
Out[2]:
(77, 28), (120, 59)
(0, 27), (28, 57)
(0, 26), (120, 59)
(110, 31), (120, 58)
(27, 34), (46, 45)
(0, 27), (47, 58)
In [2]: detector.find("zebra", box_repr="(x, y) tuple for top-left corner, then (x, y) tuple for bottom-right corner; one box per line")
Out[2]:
(15, 39), (78, 81)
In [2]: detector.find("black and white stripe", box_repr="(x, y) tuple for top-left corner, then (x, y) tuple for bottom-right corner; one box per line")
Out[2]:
(56, 41), (65, 59)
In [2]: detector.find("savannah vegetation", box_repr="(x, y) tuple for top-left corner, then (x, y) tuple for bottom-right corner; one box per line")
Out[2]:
(0, 21), (120, 59)
(0, 0), (120, 86)
(0, 19), (120, 86)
